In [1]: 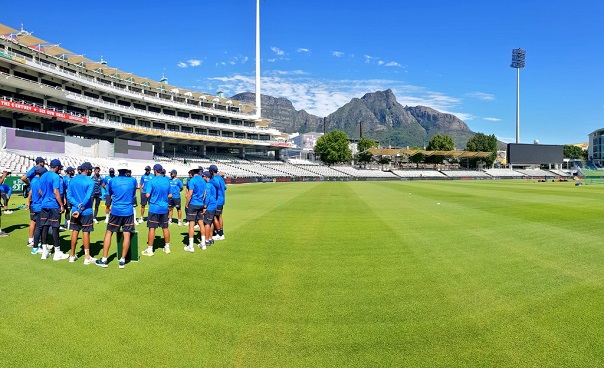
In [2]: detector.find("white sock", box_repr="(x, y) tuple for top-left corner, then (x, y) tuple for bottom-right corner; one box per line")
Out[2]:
(119, 257), (125, 263)
(55, 246), (61, 252)
(147, 245), (153, 251)
(28, 237), (34, 243)
(85, 249), (90, 256)
(189, 238), (194, 246)
(201, 236), (206, 244)
(42, 244), (48, 251)
(165, 243), (170, 248)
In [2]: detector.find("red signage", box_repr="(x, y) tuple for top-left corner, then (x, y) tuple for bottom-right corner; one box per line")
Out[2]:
(0, 100), (87, 124)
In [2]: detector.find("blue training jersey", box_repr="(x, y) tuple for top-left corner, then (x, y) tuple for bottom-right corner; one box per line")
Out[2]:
(187, 175), (205, 206)
(203, 180), (217, 211)
(169, 178), (183, 199)
(146, 175), (170, 214)
(139, 173), (154, 190)
(30, 175), (43, 213)
(67, 174), (95, 216)
(25, 166), (36, 182)
(91, 174), (103, 197)
(39, 171), (63, 209)
(0, 183), (11, 197)
(108, 175), (136, 216)
(211, 175), (226, 206)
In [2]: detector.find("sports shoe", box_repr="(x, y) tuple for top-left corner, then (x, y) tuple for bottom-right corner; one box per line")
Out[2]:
(53, 251), (70, 261)
(163, 247), (171, 254)
(95, 259), (108, 268)
(93, 219), (99, 224)
(178, 221), (182, 226)
(214, 235), (224, 241)
(59, 226), (67, 232)
(27, 241), (34, 247)
(41, 251), (50, 260)
(118, 260), (125, 269)
(183, 245), (195, 253)
(194, 224), (199, 229)
(201, 243), (207, 251)
(139, 217), (144, 223)
(83, 257), (97, 265)
(208, 239), (214, 246)
(133, 220), (140, 225)
(69, 255), (78, 263)
(0, 231), (8, 237)
(3, 210), (12, 214)
(142, 248), (154, 256)
(31, 247), (42, 255)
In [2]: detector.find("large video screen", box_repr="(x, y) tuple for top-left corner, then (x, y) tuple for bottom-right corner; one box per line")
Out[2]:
(114, 138), (153, 160)
(6, 128), (65, 153)
(507, 143), (563, 164)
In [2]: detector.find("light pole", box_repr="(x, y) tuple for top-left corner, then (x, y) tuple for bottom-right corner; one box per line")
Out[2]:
(510, 48), (526, 144)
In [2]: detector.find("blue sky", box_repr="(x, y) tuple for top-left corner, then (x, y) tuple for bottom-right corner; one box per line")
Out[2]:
(2, 0), (602, 145)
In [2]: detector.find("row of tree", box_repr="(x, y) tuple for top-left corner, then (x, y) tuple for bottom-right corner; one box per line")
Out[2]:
(314, 131), (500, 168)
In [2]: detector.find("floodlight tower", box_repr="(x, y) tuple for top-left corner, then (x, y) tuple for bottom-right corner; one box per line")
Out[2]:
(510, 48), (526, 144)
(255, 0), (261, 119)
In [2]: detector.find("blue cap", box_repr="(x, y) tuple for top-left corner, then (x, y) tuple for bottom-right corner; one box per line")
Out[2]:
(35, 157), (45, 164)
(109, 168), (115, 173)
(34, 166), (47, 175)
(209, 164), (218, 173)
(50, 159), (62, 168)
(202, 171), (211, 178)
(145, 165), (151, 171)
(80, 162), (93, 171)
(153, 163), (163, 172)
(170, 169), (177, 174)
(65, 166), (75, 173)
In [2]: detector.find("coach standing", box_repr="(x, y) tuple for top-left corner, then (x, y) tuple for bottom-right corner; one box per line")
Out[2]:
(91, 166), (103, 224)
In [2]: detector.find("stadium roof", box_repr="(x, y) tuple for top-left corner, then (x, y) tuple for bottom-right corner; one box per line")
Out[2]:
(367, 148), (493, 158)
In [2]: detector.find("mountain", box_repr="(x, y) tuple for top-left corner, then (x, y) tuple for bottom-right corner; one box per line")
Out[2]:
(230, 92), (322, 134)
(232, 89), (478, 149)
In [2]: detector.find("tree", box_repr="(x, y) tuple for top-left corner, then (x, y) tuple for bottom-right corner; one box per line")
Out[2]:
(466, 133), (498, 168)
(314, 130), (352, 166)
(563, 145), (588, 160)
(426, 133), (454, 164)
(356, 137), (378, 167)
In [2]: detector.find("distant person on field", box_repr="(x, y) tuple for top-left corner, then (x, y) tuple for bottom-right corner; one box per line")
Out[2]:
(168, 169), (184, 226)
(66, 162), (96, 264)
(102, 168), (116, 224)
(142, 164), (171, 256)
(0, 182), (13, 214)
(138, 165), (154, 224)
(96, 167), (137, 269)
(91, 166), (103, 223)
(0, 169), (9, 237)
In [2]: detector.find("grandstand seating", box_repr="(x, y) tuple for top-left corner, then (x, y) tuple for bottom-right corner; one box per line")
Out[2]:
(440, 170), (491, 178)
(483, 169), (525, 178)
(391, 170), (447, 178)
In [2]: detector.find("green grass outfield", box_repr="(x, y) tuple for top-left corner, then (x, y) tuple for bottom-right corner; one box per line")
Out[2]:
(1, 180), (604, 367)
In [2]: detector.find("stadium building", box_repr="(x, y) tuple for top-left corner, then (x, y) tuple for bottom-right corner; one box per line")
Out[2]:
(0, 23), (290, 162)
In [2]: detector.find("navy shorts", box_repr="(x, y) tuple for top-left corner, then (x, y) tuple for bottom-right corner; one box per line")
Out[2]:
(140, 193), (149, 206)
(168, 197), (181, 209)
(215, 205), (223, 216)
(147, 212), (169, 229)
(203, 210), (215, 225)
(106, 214), (135, 233)
(132, 196), (138, 208)
(70, 214), (94, 232)
(105, 195), (112, 207)
(186, 205), (204, 222)
(30, 211), (39, 222)
(40, 208), (61, 227)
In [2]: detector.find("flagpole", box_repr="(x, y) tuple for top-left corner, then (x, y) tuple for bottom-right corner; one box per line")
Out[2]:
(255, 0), (261, 119)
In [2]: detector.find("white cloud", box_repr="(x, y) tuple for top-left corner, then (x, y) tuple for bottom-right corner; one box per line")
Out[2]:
(497, 136), (516, 143)
(271, 70), (308, 76)
(177, 62), (187, 68)
(188, 59), (201, 67)
(331, 51), (345, 57)
(297, 48), (310, 53)
(377, 60), (384, 65)
(466, 92), (495, 101)
(384, 61), (401, 67)
(271, 46), (285, 56)
(484, 117), (502, 122)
